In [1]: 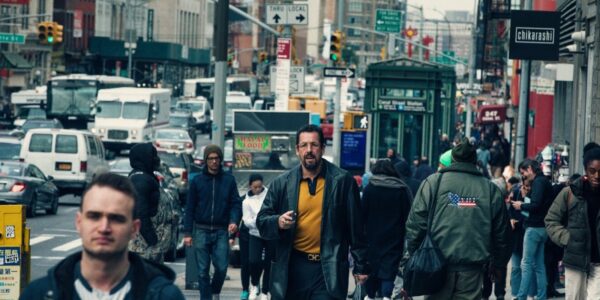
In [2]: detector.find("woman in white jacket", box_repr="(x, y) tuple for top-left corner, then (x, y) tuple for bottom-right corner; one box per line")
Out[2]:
(242, 174), (273, 300)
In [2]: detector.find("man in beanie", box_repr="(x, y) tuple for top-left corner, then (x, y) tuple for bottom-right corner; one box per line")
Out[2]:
(403, 137), (511, 299)
(183, 144), (242, 300)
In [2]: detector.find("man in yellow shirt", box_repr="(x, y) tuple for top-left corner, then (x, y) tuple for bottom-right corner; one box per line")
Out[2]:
(257, 124), (369, 300)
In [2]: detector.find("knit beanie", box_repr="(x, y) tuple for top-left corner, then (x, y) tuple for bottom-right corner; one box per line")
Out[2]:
(439, 149), (452, 168)
(452, 137), (477, 163)
(204, 144), (223, 161)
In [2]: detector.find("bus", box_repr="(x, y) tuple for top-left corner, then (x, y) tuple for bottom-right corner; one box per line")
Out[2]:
(46, 74), (135, 129)
(183, 75), (258, 105)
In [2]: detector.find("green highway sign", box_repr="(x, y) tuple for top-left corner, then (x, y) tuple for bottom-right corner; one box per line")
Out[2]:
(375, 9), (402, 33)
(0, 33), (25, 44)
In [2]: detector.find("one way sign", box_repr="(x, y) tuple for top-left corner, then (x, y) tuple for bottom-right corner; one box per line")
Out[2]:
(324, 67), (356, 78)
(266, 4), (308, 25)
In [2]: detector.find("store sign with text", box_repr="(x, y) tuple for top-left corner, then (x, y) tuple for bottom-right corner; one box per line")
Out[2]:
(509, 10), (560, 61)
(377, 99), (427, 112)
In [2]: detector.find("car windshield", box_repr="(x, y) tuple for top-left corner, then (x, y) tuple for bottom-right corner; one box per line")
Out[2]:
(17, 107), (46, 119)
(157, 152), (185, 168)
(155, 130), (189, 140)
(169, 116), (189, 126)
(96, 101), (122, 118)
(176, 102), (203, 112)
(50, 86), (95, 115)
(22, 120), (60, 133)
(123, 102), (149, 119)
(0, 142), (21, 161)
(0, 164), (23, 177)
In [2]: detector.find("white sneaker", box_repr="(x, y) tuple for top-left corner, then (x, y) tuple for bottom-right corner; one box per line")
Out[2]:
(249, 286), (259, 300)
(363, 296), (374, 300)
(259, 293), (269, 300)
(383, 297), (391, 300)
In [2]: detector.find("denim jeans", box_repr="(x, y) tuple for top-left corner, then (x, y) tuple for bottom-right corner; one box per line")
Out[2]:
(193, 228), (230, 300)
(517, 227), (547, 300)
(511, 252), (536, 298)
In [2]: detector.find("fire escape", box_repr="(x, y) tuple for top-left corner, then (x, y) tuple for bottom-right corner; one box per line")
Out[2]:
(477, 0), (511, 94)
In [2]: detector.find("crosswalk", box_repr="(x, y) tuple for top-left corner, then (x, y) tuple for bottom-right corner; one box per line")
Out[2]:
(29, 233), (82, 258)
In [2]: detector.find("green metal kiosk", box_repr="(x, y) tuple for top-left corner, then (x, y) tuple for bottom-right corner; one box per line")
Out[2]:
(365, 58), (456, 165)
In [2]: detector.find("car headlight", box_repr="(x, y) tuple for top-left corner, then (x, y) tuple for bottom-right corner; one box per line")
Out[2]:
(130, 129), (138, 136)
(98, 128), (105, 134)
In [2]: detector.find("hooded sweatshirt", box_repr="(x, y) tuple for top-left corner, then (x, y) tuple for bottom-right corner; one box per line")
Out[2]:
(129, 143), (160, 246)
(19, 252), (184, 300)
(242, 187), (269, 237)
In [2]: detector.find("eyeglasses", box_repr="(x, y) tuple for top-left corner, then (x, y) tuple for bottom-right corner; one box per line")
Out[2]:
(207, 157), (220, 161)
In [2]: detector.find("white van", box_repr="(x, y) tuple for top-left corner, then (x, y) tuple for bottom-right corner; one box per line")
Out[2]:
(11, 87), (47, 127)
(93, 88), (171, 152)
(174, 97), (212, 133)
(20, 128), (109, 195)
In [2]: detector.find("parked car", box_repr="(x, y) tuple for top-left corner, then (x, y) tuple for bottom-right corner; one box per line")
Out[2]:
(0, 161), (59, 217)
(169, 111), (197, 143)
(0, 137), (22, 161)
(20, 129), (109, 196)
(153, 128), (195, 154)
(21, 119), (63, 133)
(157, 151), (194, 202)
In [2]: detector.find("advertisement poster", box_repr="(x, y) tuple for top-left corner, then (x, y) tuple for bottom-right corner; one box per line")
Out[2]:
(0, 247), (20, 300)
(340, 131), (367, 170)
(235, 135), (271, 153)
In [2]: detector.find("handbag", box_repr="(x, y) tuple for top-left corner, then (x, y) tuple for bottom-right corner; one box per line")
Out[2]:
(403, 173), (447, 297)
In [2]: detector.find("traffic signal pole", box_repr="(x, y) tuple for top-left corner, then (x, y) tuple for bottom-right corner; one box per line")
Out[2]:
(332, 0), (344, 166)
(212, 0), (229, 149)
(514, 0), (533, 168)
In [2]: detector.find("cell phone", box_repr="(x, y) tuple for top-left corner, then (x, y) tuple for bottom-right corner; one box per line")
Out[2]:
(290, 211), (297, 221)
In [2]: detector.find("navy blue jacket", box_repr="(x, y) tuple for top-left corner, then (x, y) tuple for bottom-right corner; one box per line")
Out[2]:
(184, 167), (242, 235)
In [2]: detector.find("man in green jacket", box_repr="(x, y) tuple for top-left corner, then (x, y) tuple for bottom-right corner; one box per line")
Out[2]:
(545, 146), (600, 299)
(404, 138), (511, 299)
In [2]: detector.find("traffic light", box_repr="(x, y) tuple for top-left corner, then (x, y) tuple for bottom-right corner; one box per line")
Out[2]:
(52, 22), (63, 44)
(37, 21), (50, 44)
(330, 30), (344, 64)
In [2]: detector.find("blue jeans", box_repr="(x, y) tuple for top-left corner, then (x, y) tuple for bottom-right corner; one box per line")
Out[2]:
(517, 227), (547, 300)
(511, 252), (536, 297)
(194, 228), (230, 300)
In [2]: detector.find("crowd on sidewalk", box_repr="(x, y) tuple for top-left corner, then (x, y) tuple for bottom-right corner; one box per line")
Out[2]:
(19, 124), (600, 300)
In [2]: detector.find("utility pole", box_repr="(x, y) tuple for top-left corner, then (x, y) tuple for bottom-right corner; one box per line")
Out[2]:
(212, 0), (229, 149)
(465, 0), (478, 138)
(126, 0), (133, 79)
(332, 0), (344, 166)
(515, 0), (533, 167)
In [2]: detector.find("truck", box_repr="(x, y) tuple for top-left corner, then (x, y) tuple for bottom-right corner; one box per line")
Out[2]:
(10, 86), (47, 127)
(93, 88), (171, 153)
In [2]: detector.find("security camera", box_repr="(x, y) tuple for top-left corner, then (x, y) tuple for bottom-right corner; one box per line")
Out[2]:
(571, 31), (586, 43)
(566, 44), (578, 52)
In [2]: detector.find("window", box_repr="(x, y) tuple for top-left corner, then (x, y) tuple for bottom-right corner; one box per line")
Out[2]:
(348, 2), (362, 12)
(29, 134), (53, 153)
(30, 166), (46, 180)
(86, 136), (98, 155)
(56, 135), (78, 154)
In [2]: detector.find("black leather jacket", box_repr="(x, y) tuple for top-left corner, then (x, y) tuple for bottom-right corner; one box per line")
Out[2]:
(257, 160), (369, 300)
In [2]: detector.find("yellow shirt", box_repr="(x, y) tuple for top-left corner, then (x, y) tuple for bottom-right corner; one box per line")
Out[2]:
(293, 177), (324, 254)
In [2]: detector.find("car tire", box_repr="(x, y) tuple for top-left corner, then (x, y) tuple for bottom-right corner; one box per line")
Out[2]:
(26, 194), (37, 218)
(46, 194), (59, 215)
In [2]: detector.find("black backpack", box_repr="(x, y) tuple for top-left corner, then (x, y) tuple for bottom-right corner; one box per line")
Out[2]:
(403, 174), (447, 297)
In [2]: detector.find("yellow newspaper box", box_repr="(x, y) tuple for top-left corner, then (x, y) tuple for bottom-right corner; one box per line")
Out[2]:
(0, 205), (29, 299)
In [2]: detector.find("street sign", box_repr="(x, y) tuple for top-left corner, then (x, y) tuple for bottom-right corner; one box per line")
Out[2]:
(0, 33), (25, 44)
(324, 67), (355, 78)
(266, 4), (308, 25)
(275, 38), (292, 111)
(509, 10), (560, 60)
(375, 9), (402, 33)
(270, 66), (305, 94)
(462, 88), (481, 96)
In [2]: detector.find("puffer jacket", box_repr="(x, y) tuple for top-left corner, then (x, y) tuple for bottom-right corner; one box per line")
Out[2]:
(404, 162), (512, 270)
(545, 177), (600, 271)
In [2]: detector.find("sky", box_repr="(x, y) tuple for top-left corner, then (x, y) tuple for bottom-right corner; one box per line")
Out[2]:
(408, 0), (477, 18)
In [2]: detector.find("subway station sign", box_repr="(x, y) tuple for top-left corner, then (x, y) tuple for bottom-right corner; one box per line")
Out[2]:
(509, 10), (560, 61)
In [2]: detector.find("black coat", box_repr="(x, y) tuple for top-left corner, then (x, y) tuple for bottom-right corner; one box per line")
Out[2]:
(129, 143), (160, 246)
(361, 175), (412, 279)
(20, 252), (184, 300)
(256, 160), (369, 300)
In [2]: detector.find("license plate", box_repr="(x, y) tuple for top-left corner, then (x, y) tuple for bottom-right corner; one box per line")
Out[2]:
(56, 162), (72, 171)
(171, 145), (179, 149)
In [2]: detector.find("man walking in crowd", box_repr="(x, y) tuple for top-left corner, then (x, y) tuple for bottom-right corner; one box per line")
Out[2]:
(413, 156), (434, 181)
(127, 143), (161, 262)
(257, 124), (370, 300)
(404, 138), (511, 299)
(361, 159), (412, 300)
(511, 159), (554, 300)
(546, 146), (600, 299)
(184, 144), (242, 300)
(386, 148), (400, 165)
(21, 173), (184, 299)
(394, 159), (421, 197)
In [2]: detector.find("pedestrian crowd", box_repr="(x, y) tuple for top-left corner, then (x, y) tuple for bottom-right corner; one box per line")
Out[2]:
(18, 124), (600, 300)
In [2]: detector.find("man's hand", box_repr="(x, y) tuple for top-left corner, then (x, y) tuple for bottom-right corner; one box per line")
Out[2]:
(184, 236), (192, 247)
(278, 210), (296, 230)
(512, 200), (523, 211)
(354, 274), (368, 285)
(520, 184), (530, 198)
(228, 223), (238, 234)
(510, 219), (518, 230)
(229, 238), (235, 247)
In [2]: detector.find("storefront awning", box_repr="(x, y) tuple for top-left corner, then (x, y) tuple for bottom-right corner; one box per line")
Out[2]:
(477, 104), (507, 124)
(0, 52), (33, 69)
